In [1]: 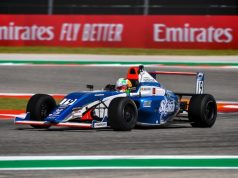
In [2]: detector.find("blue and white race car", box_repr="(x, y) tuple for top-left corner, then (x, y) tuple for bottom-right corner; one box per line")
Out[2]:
(15, 65), (217, 131)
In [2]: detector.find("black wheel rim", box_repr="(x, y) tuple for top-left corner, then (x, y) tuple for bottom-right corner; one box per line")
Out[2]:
(40, 104), (49, 118)
(123, 104), (135, 123)
(205, 101), (215, 121)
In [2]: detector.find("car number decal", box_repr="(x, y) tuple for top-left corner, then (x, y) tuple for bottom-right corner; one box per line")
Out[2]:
(60, 99), (77, 106)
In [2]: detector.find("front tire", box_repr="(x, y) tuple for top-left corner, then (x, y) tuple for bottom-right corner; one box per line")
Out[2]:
(108, 97), (138, 131)
(188, 94), (217, 128)
(26, 94), (56, 129)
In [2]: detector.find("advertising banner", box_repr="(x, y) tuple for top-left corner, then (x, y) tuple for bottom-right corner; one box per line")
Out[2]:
(0, 15), (237, 49)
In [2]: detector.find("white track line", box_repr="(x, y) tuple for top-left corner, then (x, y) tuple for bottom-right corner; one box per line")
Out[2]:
(0, 155), (238, 160)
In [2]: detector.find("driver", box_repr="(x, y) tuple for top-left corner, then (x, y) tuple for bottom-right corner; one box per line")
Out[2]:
(115, 78), (132, 92)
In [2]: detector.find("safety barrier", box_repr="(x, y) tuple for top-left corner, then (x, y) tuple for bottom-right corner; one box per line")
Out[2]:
(0, 15), (238, 49)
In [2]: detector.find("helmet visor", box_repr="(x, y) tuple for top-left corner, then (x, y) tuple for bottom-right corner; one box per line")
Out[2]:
(116, 85), (127, 91)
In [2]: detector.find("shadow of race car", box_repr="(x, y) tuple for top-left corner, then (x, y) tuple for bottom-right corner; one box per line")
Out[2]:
(15, 65), (217, 131)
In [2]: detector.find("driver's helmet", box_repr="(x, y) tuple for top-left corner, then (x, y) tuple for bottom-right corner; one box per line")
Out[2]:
(116, 78), (132, 92)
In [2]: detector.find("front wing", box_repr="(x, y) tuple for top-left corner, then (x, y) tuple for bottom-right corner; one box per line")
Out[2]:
(15, 113), (108, 129)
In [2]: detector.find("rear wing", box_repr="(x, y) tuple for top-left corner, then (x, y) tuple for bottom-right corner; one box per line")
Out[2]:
(149, 71), (204, 94)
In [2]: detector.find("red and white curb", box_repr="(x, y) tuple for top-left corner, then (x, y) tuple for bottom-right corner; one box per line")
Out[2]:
(0, 110), (25, 120)
(217, 101), (238, 113)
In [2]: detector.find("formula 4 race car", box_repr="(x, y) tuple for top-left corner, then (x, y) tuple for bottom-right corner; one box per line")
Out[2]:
(15, 65), (217, 131)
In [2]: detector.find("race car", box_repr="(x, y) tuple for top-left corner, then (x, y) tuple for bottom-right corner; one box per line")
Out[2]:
(15, 65), (217, 131)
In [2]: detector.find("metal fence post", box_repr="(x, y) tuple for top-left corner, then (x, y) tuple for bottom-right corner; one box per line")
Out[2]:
(48, 0), (54, 15)
(143, 0), (149, 15)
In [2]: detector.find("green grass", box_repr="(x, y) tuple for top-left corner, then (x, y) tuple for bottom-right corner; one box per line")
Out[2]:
(0, 98), (62, 110)
(0, 47), (238, 55)
(0, 98), (28, 110)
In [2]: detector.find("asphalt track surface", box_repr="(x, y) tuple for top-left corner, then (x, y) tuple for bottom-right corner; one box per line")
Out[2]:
(0, 66), (238, 177)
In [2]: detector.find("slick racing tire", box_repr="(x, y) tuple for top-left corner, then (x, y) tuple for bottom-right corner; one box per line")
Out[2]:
(188, 94), (217, 128)
(26, 94), (56, 129)
(108, 97), (138, 131)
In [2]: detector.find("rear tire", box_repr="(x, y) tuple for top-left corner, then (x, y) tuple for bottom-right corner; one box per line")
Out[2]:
(188, 94), (217, 128)
(26, 94), (56, 129)
(108, 97), (138, 131)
